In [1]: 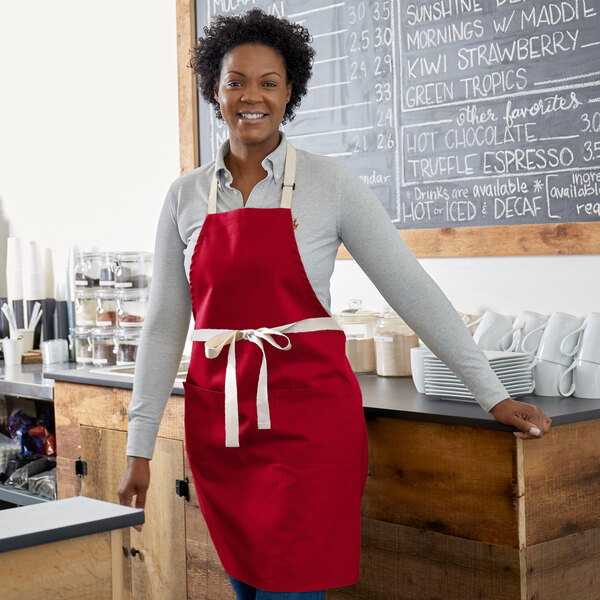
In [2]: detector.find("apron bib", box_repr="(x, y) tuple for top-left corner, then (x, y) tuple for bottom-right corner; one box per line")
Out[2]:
(184, 141), (369, 592)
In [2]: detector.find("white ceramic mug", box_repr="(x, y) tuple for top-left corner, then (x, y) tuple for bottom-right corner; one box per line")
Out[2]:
(410, 346), (431, 394)
(472, 311), (513, 351)
(500, 311), (548, 353)
(459, 313), (480, 336)
(560, 312), (600, 364)
(1, 337), (24, 365)
(535, 313), (582, 366)
(533, 358), (572, 397)
(558, 358), (600, 398)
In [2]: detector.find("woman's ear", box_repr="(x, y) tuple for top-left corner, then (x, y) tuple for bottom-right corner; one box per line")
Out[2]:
(286, 82), (292, 104)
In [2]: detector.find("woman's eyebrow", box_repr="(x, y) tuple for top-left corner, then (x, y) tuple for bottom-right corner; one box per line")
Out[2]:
(225, 70), (282, 78)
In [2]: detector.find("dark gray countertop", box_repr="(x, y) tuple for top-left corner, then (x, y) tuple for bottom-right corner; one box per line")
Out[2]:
(41, 363), (600, 432)
(0, 495), (144, 553)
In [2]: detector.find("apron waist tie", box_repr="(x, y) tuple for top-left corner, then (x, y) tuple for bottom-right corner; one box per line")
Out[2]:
(191, 317), (342, 447)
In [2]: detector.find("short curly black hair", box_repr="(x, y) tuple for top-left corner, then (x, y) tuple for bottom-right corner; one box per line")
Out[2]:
(189, 8), (315, 124)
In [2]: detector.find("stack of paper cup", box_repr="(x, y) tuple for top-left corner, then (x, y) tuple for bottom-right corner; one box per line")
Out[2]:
(6, 237), (24, 330)
(23, 241), (45, 301)
(42, 247), (56, 341)
(558, 313), (600, 398)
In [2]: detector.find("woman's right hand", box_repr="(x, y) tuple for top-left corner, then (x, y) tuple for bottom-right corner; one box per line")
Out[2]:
(118, 456), (151, 531)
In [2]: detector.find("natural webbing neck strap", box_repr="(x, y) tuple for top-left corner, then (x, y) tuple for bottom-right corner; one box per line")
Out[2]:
(208, 142), (297, 214)
(192, 316), (342, 447)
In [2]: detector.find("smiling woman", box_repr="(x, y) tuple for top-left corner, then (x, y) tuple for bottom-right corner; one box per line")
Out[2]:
(118, 7), (551, 600)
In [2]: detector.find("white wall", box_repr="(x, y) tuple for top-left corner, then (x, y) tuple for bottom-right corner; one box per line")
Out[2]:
(1, 2), (598, 318)
(0, 1), (181, 295)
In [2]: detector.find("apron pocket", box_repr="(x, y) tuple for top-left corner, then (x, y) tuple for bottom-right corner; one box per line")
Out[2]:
(270, 379), (367, 465)
(183, 380), (228, 457)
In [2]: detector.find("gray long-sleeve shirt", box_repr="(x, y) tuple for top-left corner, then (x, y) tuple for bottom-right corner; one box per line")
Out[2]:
(126, 133), (509, 460)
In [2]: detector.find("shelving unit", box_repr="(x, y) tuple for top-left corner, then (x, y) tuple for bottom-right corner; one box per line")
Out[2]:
(0, 362), (56, 506)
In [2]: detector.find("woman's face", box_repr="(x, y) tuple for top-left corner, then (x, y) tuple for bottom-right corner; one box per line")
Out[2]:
(214, 43), (292, 152)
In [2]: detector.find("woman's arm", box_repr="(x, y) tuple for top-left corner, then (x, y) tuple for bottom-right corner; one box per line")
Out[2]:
(336, 164), (550, 437)
(125, 185), (192, 460)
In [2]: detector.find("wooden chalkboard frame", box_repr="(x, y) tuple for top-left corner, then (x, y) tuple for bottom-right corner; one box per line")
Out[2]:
(175, 0), (600, 258)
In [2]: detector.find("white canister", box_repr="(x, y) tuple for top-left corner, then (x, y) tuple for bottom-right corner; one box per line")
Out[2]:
(334, 299), (378, 373)
(374, 310), (419, 377)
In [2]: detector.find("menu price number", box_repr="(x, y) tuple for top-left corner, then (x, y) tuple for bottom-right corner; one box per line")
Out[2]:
(377, 108), (393, 128)
(374, 54), (393, 76)
(583, 141), (600, 162)
(351, 132), (395, 153)
(351, 54), (393, 80)
(375, 82), (392, 102)
(350, 27), (393, 52)
(377, 132), (396, 150)
(581, 112), (600, 133)
(348, 1), (391, 24)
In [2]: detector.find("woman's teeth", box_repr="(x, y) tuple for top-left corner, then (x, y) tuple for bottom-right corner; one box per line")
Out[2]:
(240, 113), (265, 119)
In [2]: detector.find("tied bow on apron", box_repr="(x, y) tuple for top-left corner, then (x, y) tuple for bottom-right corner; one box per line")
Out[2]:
(192, 317), (342, 447)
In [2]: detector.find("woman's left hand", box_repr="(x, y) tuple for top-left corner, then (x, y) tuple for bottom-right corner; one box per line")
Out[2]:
(490, 397), (552, 439)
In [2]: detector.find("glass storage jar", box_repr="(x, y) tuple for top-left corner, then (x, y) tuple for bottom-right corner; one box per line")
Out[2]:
(73, 252), (102, 290)
(95, 289), (117, 327)
(115, 328), (141, 365)
(116, 289), (148, 327)
(74, 290), (97, 327)
(91, 327), (117, 366)
(114, 251), (153, 290)
(334, 299), (377, 373)
(374, 309), (419, 376)
(99, 252), (117, 288)
(71, 326), (94, 364)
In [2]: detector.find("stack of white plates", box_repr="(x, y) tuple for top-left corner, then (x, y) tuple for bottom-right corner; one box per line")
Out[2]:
(423, 350), (534, 401)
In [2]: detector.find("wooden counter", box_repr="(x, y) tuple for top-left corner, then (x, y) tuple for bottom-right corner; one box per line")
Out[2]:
(0, 496), (143, 600)
(49, 373), (600, 600)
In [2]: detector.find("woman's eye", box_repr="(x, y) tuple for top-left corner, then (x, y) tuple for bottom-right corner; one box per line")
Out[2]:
(227, 81), (242, 87)
(263, 82), (276, 88)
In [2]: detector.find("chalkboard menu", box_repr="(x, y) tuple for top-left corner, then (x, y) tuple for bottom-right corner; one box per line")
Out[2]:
(197, 0), (600, 231)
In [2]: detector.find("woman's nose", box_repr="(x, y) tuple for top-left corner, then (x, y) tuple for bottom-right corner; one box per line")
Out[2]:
(241, 84), (262, 103)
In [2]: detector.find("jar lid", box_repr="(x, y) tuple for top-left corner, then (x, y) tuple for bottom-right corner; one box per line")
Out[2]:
(377, 308), (406, 322)
(75, 289), (98, 299)
(115, 251), (153, 261)
(91, 327), (119, 337)
(115, 328), (142, 341)
(115, 288), (150, 299)
(72, 326), (94, 336)
(335, 299), (378, 321)
(75, 251), (103, 261)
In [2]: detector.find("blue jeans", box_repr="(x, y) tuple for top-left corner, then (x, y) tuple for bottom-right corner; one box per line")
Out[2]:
(227, 575), (326, 600)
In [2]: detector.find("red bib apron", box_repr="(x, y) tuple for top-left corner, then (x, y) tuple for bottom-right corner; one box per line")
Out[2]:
(183, 141), (369, 592)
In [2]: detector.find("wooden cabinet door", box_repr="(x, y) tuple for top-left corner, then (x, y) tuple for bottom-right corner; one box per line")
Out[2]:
(79, 426), (187, 600)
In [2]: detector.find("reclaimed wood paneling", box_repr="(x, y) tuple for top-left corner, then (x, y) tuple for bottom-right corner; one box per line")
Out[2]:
(526, 527), (600, 599)
(1, 532), (114, 599)
(328, 519), (521, 600)
(363, 417), (520, 547)
(336, 221), (600, 258)
(523, 418), (600, 546)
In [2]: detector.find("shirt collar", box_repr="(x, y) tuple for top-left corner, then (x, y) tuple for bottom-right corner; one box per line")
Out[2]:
(214, 132), (288, 184)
